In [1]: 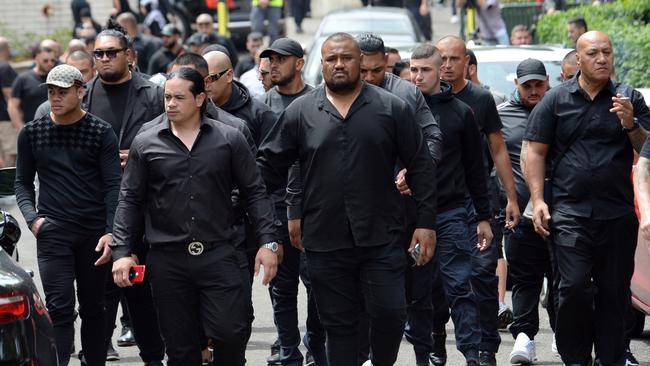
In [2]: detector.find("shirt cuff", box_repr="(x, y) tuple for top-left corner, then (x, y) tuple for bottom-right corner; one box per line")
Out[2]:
(111, 245), (132, 261)
(287, 205), (302, 220)
(416, 214), (437, 231)
(258, 234), (278, 247)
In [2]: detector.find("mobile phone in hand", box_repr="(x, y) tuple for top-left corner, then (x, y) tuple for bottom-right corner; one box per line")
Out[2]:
(129, 265), (146, 283)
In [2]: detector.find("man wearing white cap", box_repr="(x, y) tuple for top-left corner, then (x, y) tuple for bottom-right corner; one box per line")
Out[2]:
(14, 64), (122, 366)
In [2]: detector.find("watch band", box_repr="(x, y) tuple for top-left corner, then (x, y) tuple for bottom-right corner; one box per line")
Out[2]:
(623, 117), (639, 133)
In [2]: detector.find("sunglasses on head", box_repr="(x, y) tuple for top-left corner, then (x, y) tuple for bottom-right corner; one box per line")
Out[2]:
(93, 48), (127, 60)
(207, 69), (230, 81)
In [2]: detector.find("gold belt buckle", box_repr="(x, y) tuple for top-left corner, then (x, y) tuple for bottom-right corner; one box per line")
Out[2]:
(188, 241), (204, 256)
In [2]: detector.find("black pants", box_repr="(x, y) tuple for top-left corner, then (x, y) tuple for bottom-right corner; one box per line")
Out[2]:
(290, 0), (308, 27)
(104, 248), (165, 362)
(306, 241), (407, 366)
(36, 221), (109, 366)
(504, 219), (556, 340)
(148, 244), (249, 366)
(553, 212), (637, 365)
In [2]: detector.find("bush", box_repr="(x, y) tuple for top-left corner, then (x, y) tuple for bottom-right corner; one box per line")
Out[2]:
(536, 0), (650, 87)
(0, 24), (72, 61)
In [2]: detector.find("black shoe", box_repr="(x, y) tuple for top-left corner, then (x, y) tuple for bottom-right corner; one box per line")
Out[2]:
(625, 348), (639, 366)
(430, 332), (447, 366)
(145, 361), (165, 366)
(117, 327), (136, 347)
(305, 351), (315, 366)
(467, 360), (479, 366)
(106, 342), (120, 361)
(498, 303), (513, 330)
(479, 351), (496, 366)
(266, 352), (282, 365)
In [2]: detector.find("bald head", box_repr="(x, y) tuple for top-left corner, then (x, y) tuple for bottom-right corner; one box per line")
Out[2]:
(575, 31), (613, 83)
(202, 51), (234, 106)
(203, 51), (232, 72)
(0, 37), (9, 60)
(116, 12), (138, 36)
(437, 36), (467, 54)
(67, 39), (87, 54)
(41, 39), (61, 57)
(196, 14), (214, 35)
(436, 36), (469, 91)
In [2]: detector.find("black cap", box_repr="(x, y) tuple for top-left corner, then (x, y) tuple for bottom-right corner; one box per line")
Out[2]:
(186, 33), (210, 46)
(466, 49), (477, 66)
(516, 58), (547, 84)
(161, 24), (180, 36)
(260, 38), (303, 58)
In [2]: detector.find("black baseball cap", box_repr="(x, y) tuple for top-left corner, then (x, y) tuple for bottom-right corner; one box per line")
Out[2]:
(517, 58), (547, 84)
(161, 24), (181, 36)
(260, 38), (304, 58)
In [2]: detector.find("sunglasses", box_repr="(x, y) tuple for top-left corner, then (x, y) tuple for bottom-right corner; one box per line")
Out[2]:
(197, 22), (211, 26)
(207, 69), (230, 81)
(93, 48), (127, 60)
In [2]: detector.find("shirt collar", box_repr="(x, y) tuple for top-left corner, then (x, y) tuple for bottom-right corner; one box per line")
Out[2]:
(317, 82), (371, 118)
(567, 71), (618, 96)
(158, 114), (213, 135)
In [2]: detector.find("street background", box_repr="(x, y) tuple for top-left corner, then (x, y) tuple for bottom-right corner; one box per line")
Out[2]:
(2, 3), (650, 365)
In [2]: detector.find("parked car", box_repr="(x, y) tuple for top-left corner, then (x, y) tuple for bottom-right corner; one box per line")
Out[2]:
(166, 0), (286, 48)
(0, 167), (58, 365)
(469, 45), (573, 97)
(303, 6), (425, 87)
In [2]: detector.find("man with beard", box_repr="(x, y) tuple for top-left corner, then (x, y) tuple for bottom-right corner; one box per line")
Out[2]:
(257, 32), (438, 366)
(259, 57), (273, 92)
(497, 58), (554, 364)
(258, 37), (327, 366)
(403, 43), (491, 366)
(147, 24), (184, 75)
(84, 20), (166, 366)
(8, 45), (56, 129)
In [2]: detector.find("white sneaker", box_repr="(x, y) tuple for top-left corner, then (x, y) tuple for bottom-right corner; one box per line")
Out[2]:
(450, 15), (459, 24)
(551, 334), (559, 357)
(509, 333), (536, 364)
(361, 361), (373, 366)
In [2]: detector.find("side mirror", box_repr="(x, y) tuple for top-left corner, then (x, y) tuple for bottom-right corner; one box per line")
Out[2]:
(0, 167), (16, 197)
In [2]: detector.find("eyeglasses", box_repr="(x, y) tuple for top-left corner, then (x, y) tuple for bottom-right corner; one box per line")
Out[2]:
(197, 22), (211, 26)
(207, 69), (230, 81)
(93, 48), (127, 60)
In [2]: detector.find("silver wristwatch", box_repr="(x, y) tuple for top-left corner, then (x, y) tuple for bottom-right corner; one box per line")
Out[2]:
(261, 242), (279, 253)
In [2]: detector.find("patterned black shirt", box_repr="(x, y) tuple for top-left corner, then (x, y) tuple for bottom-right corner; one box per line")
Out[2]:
(15, 112), (121, 233)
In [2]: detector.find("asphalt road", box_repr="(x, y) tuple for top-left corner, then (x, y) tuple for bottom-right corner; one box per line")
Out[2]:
(4, 4), (650, 366)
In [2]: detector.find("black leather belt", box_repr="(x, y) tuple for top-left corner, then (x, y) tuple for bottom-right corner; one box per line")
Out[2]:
(150, 241), (219, 255)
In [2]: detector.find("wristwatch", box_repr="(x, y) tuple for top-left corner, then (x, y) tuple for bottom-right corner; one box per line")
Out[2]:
(261, 242), (279, 253)
(623, 117), (640, 133)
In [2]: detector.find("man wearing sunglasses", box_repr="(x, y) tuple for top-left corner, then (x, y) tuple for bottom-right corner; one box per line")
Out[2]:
(83, 22), (167, 366)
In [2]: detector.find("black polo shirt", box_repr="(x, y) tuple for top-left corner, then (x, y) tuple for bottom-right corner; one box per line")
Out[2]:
(257, 83), (437, 252)
(111, 115), (277, 259)
(524, 74), (650, 219)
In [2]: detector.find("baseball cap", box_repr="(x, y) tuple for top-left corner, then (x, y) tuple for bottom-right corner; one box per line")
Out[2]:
(516, 58), (547, 84)
(161, 24), (180, 37)
(41, 64), (84, 88)
(260, 38), (304, 58)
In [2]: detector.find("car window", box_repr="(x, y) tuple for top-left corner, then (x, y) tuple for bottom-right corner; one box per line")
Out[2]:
(477, 61), (564, 96)
(320, 18), (414, 37)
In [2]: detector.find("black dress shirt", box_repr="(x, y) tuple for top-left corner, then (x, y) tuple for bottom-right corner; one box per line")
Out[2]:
(525, 74), (650, 219)
(111, 115), (277, 259)
(257, 83), (437, 252)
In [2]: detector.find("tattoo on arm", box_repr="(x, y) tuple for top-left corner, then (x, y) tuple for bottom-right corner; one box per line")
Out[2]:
(520, 140), (529, 179)
(628, 128), (648, 153)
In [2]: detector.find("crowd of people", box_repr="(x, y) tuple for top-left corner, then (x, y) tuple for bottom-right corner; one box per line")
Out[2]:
(0, 1), (647, 366)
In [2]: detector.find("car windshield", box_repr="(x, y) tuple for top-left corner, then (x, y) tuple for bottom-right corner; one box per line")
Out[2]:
(477, 60), (564, 96)
(320, 17), (414, 38)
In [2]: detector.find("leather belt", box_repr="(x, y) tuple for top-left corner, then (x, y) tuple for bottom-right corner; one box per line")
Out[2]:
(150, 241), (219, 255)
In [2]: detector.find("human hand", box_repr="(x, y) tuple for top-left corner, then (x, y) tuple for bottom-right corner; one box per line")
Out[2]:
(504, 199), (521, 230)
(119, 149), (129, 169)
(476, 220), (493, 251)
(112, 256), (137, 287)
(611, 94), (634, 129)
(255, 247), (278, 285)
(31, 217), (46, 237)
(288, 219), (304, 251)
(94, 233), (113, 266)
(532, 199), (551, 237)
(409, 228), (436, 266)
(395, 168), (412, 196)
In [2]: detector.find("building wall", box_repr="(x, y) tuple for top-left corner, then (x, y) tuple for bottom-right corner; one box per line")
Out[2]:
(0, 0), (137, 36)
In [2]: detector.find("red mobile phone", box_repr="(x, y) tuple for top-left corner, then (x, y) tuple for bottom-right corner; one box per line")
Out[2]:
(129, 265), (146, 283)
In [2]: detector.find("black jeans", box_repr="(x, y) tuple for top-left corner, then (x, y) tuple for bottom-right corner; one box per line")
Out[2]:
(36, 220), (109, 366)
(504, 219), (556, 340)
(306, 241), (407, 366)
(104, 248), (165, 362)
(271, 241), (328, 366)
(290, 0), (308, 27)
(553, 211), (637, 365)
(148, 243), (249, 366)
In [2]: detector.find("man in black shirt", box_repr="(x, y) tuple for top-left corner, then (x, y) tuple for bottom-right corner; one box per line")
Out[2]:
(524, 31), (650, 366)
(498, 58), (555, 364)
(436, 36), (520, 366)
(0, 37), (17, 167)
(403, 43), (491, 366)
(85, 23), (167, 365)
(116, 12), (160, 73)
(111, 68), (279, 366)
(257, 32), (438, 366)
(8, 45), (56, 129)
(15, 64), (121, 366)
(194, 13), (239, 67)
(234, 32), (264, 78)
(147, 24), (184, 75)
(259, 37), (326, 366)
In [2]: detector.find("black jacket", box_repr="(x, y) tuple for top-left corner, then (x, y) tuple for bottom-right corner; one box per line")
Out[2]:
(220, 80), (277, 147)
(84, 72), (164, 149)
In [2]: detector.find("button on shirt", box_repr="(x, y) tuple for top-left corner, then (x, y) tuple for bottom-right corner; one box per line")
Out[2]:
(257, 83), (437, 252)
(524, 75), (650, 219)
(111, 115), (277, 259)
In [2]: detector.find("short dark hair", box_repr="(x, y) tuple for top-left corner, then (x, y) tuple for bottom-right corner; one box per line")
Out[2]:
(170, 53), (209, 77)
(357, 33), (384, 55)
(97, 18), (131, 49)
(568, 17), (588, 31)
(411, 43), (441, 61)
(201, 43), (229, 56)
(31, 44), (54, 58)
(393, 60), (409, 76)
(247, 32), (263, 42)
(385, 46), (399, 54)
(322, 32), (358, 53)
(67, 50), (95, 66)
(166, 67), (206, 114)
(562, 49), (577, 66)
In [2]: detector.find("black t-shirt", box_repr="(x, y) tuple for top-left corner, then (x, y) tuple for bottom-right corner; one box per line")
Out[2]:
(10, 70), (47, 123)
(89, 80), (131, 136)
(234, 56), (256, 78)
(147, 48), (177, 75)
(263, 84), (314, 115)
(0, 61), (17, 121)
